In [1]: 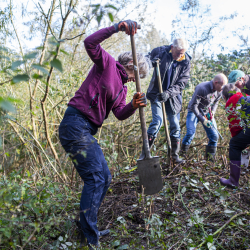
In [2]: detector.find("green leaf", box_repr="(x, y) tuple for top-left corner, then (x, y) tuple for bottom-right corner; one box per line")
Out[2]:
(31, 64), (49, 74)
(24, 52), (38, 59)
(108, 13), (114, 22)
(104, 4), (118, 10)
(97, 14), (103, 26)
(206, 235), (213, 243)
(0, 100), (15, 113)
(11, 60), (26, 70)
(12, 74), (30, 83)
(50, 59), (63, 72)
(112, 240), (120, 247)
(60, 49), (69, 56)
(49, 51), (57, 56)
(32, 73), (43, 79)
(118, 245), (129, 250)
(0, 46), (8, 52)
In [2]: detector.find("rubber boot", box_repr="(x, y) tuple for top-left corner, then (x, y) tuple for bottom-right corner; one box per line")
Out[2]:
(205, 145), (217, 161)
(138, 134), (155, 160)
(171, 137), (184, 163)
(180, 143), (190, 157)
(220, 160), (241, 188)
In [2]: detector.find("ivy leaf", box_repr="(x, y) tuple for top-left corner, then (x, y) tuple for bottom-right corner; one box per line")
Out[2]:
(12, 74), (30, 83)
(206, 235), (213, 243)
(50, 59), (63, 72)
(31, 64), (49, 74)
(11, 61), (26, 70)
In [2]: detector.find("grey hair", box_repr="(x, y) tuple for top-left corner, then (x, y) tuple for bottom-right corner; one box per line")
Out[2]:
(172, 38), (188, 50)
(118, 51), (151, 79)
(222, 83), (240, 101)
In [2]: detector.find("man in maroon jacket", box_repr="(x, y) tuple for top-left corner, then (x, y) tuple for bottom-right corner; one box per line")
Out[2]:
(59, 20), (149, 248)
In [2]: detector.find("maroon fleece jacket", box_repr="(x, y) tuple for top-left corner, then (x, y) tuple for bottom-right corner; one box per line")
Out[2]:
(68, 26), (136, 127)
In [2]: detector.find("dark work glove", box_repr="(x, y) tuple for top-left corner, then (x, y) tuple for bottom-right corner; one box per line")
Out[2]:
(131, 92), (147, 109)
(157, 92), (169, 103)
(114, 20), (137, 35)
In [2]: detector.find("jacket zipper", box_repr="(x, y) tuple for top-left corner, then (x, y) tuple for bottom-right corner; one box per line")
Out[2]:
(162, 61), (173, 84)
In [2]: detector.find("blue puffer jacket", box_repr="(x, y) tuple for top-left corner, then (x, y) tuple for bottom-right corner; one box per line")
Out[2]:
(146, 45), (191, 114)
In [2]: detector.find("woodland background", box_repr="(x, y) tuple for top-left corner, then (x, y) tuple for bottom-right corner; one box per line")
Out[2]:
(0, 0), (250, 249)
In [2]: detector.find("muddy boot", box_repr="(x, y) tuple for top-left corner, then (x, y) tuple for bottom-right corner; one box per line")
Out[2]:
(220, 160), (241, 188)
(138, 135), (155, 160)
(171, 137), (184, 163)
(205, 145), (217, 161)
(180, 143), (190, 157)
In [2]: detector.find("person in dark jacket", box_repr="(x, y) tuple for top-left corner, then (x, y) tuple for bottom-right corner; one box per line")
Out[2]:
(220, 84), (250, 188)
(59, 20), (149, 248)
(181, 74), (227, 160)
(139, 38), (191, 162)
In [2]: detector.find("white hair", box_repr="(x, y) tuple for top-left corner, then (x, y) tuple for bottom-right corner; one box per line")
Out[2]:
(172, 38), (188, 50)
(118, 52), (151, 79)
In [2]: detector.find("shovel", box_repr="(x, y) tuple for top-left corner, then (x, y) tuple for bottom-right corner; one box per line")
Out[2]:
(154, 59), (171, 162)
(130, 29), (163, 195)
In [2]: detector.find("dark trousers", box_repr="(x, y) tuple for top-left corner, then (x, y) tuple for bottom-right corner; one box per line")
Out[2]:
(59, 113), (111, 245)
(229, 128), (250, 161)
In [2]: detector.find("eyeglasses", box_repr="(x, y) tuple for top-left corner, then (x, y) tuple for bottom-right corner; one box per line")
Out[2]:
(236, 77), (245, 82)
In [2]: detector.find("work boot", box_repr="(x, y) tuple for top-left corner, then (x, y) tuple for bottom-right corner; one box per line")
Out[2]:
(99, 229), (110, 236)
(138, 134), (155, 160)
(205, 145), (217, 161)
(220, 160), (241, 188)
(170, 137), (184, 163)
(180, 143), (190, 157)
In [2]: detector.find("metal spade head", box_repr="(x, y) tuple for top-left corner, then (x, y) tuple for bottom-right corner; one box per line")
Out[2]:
(137, 156), (163, 195)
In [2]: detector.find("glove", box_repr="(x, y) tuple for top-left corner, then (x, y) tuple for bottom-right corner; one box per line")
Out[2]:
(206, 111), (213, 120)
(156, 92), (169, 103)
(114, 20), (137, 35)
(203, 119), (212, 128)
(131, 92), (147, 109)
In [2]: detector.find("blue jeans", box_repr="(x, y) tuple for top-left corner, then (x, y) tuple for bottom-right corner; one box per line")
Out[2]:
(182, 111), (219, 147)
(59, 113), (112, 245)
(147, 100), (180, 138)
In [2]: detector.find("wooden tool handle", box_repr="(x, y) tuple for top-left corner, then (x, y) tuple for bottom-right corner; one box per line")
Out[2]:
(155, 59), (171, 151)
(130, 33), (151, 159)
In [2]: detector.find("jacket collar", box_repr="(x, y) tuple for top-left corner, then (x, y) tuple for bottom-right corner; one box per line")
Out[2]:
(165, 45), (192, 64)
(116, 61), (128, 84)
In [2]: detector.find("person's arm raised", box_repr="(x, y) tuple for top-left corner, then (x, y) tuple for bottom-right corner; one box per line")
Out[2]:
(84, 20), (138, 70)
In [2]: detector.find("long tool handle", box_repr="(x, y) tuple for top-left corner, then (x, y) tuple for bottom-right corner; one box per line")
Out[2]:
(130, 34), (151, 159)
(155, 59), (171, 150)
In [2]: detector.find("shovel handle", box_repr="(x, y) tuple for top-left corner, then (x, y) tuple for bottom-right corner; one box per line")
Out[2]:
(130, 33), (151, 159)
(155, 59), (171, 151)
